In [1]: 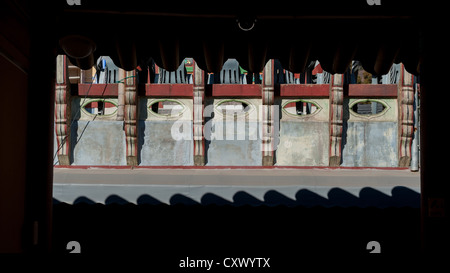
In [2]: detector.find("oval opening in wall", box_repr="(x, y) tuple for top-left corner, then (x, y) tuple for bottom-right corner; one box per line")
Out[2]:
(351, 100), (386, 116)
(283, 100), (319, 116)
(82, 100), (118, 116)
(216, 100), (251, 116)
(149, 100), (185, 117)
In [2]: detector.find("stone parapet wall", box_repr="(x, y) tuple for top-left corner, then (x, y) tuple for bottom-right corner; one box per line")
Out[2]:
(54, 57), (417, 168)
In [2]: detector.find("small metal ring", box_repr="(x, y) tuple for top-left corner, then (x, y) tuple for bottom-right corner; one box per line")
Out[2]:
(237, 20), (256, 31)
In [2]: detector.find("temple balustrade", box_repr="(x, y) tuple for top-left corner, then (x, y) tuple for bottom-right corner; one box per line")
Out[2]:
(54, 55), (417, 168)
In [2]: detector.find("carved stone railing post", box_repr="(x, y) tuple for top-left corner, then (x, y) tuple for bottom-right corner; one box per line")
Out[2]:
(329, 73), (344, 167)
(55, 55), (72, 165)
(116, 68), (125, 121)
(398, 64), (415, 167)
(193, 62), (205, 166)
(124, 70), (138, 166)
(261, 60), (276, 166)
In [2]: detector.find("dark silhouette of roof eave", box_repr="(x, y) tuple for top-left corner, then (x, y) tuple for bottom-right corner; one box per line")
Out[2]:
(56, 1), (423, 75)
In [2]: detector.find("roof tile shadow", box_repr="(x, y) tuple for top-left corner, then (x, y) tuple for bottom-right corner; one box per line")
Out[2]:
(73, 196), (96, 205)
(169, 194), (200, 206)
(327, 188), (361, 207)
(264, 190), (298, 207)
(295, 189), (330, 207)
(201, 193), (233, 206)
(233, 191), (264, 206)
(359, 187), (393, 208)
(391, 186), (420, 208)
(105, 194), (130, 205)
(137, 194), (164, 205)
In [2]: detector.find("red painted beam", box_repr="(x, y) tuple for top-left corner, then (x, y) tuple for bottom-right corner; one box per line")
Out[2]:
(280, 84), (329, 97)
(54, 165), (409, 171)
(347, 84), (397, 97)
(208, 84), (262, 97)
(74, 83), (398, 98)
(76, 83), (119, 97)
(145, 84), (193, 97)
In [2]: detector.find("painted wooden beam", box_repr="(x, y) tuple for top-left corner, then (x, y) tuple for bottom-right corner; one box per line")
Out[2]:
(124, 70), (138, 166)
(261, 60), (276, 166)
(398, 64), (415, 167)
(116, 69), (125, 121)
(76, 83), (119, 97)
(145, 83), (193, 97)
(208, 84), (261, 97)
(193, 62), (206, 166)
(279, 84), (329, 97)
(348, 84), (398, 97)
(329, 73), (344, 167)
(55, 55), (71, 165)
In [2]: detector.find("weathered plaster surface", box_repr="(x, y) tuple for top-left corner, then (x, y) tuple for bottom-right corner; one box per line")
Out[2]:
(139, 121), (193, 165)
(139, 98), (193, 166)
(70, 98), (126, 165)
(204, 98), (262, 166)
(64, 96), (400, 167)
(206, 136), (262, 166)
(71, 121), (126, 165)
(276, 121), (329, 166)
(341, 98), (399, 167)
(276, 98), (329, 166)
(341, 122), (398, 167)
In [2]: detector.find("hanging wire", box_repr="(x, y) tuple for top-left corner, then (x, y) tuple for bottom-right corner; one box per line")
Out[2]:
(53, 57), (136, 166)
(53, 69), (99, 165)
(53, 59), (138, 166)
(54, 56), (103, 165)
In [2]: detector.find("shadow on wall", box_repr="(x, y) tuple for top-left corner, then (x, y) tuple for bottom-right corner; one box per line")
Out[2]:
(54, 186), (420, 208)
